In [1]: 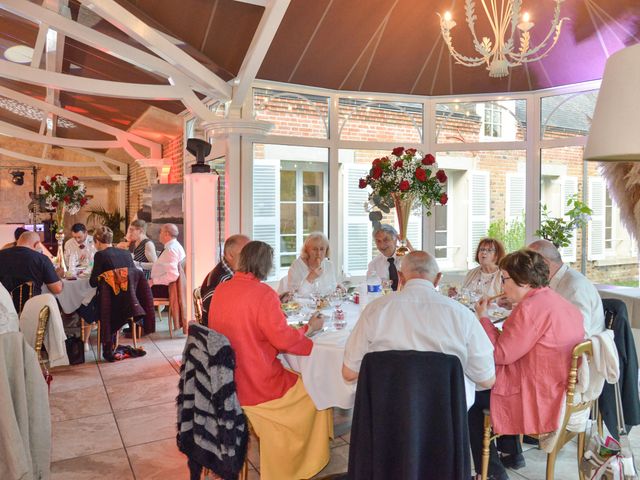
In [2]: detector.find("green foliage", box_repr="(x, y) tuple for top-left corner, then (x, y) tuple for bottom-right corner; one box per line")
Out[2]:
(535, 195), (592, 248)
(487, 215), (525, 253)
(86, 206), (126, 243)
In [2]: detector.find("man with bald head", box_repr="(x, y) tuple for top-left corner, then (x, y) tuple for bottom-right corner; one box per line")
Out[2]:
(528, 239), (605, 338)
(0, 231), (62, 297)
(342, 250), (495, 408)
(149, 223), (186, 297)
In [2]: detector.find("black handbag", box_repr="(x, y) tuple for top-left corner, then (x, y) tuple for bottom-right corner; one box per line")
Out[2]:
(65, 335), (85, 365)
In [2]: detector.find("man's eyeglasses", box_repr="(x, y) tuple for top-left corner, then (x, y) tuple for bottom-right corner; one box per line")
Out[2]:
(501, 275), (511, 284)
(479, 248), (496, 254)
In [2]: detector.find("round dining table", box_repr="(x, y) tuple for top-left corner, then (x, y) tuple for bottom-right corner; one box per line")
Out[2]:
(43, 276), (96, 314)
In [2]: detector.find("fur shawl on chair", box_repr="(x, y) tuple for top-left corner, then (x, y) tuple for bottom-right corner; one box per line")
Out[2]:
(600, 162), (640, 241)
(176, 323), (248, 480)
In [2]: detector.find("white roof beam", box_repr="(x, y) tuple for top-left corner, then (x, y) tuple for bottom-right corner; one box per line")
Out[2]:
(0, 146), (101, 168)
(78, 0), (232, 99)
(0, 120), (120, 149)
(230, 0), (290, 109)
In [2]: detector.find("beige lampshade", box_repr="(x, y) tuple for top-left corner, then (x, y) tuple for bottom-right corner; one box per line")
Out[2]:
(585, 44), (640, 162)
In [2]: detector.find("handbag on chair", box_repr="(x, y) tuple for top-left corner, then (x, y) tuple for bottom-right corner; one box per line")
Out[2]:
(580, 383), (638, 479)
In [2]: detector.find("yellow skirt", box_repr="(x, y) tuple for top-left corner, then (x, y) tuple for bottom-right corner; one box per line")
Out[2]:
(243, 378), (333, 480)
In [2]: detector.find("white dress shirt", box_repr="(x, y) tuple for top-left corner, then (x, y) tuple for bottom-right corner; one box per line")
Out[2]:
(150, 238), (186, 286)
(285, 257), (337, 296)
(549, 263), (605, 338)
(344, 278), (495, 409)
(367, 252), (398, 282)
(64, 235), (96, 267)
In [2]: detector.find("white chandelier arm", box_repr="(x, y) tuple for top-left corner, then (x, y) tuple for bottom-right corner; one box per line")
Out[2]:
(0, 121), (120, 149)
(0, 0), (219, 98)
(464, 0), (487, 57)
(230, 0), (291, 109)
(78, 0), (232, 100)
(510, 3), (567, 61)
(438, 14), (487, 66)
(0, 147), (99, 168)
(0, 85), (161, 159)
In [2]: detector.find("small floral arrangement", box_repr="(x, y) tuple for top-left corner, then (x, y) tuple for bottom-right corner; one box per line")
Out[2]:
(536, 195), (592, 248)
(39, 174), (88, 219)
(358, 147), (448, 225)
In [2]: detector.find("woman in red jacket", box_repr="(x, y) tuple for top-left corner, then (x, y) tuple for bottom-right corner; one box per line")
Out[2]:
(469, 249), (584, 480)
(209, 240), (331, 480)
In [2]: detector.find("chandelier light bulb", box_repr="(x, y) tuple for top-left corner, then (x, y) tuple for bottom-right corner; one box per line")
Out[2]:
(444, 11), (452, 22)
(518, 11), (534, 32)
(441, 11), (456, 30)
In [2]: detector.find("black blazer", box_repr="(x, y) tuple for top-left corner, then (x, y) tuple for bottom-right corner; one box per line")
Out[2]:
(90, 247), (134, 288)
(348, 350), (471, 480)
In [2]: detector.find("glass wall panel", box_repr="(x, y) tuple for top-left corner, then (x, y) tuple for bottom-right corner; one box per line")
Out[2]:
(541, 90), (598, 140)
(339, 148), (423, 276)
(338, 99), (422, 143)
(253, 88), (329, 139)
(252, 144), (329, 280)
(435, 100), (526, 143)
(435, 150), (527, 273)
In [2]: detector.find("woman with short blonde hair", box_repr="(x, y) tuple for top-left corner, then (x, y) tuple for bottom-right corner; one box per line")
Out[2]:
(279, 232), (337, 296)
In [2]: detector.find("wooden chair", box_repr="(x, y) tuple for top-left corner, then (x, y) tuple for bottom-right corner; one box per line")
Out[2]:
(481, 340), (594, 480)
(10, 281), (34, 316)
(153, 294), (173, 337)
(193, 287), (204, 325)
(154, 260), (187, 337)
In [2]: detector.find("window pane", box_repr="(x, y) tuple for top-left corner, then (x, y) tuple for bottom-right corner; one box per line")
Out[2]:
(435, 100), (526, 143)
(303, 204), (323, 233)
(280, 170), (296, 201)
(541, 90), (597, 140)
(280, 235), (297, 254)
(436, 150), (526, 273)
(280, 204), (296, 234)
(303, 172), (323, 201)
(253, 88), (329, 139)
(281, 255), (296, 268)
(338, 99), (422, 143)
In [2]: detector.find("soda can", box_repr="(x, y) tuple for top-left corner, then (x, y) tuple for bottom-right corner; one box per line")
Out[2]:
(353, 292), (360, 304)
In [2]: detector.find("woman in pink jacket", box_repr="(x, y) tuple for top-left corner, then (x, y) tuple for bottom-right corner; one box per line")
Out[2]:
(469, 249), (584, 480)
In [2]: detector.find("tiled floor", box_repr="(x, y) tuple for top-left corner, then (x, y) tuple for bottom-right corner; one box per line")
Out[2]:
(49, 325), (640, 479)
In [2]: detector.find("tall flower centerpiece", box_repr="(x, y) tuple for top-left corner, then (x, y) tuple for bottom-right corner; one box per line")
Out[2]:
(358, 147), (448, 255)
(39, 174), (88, 271)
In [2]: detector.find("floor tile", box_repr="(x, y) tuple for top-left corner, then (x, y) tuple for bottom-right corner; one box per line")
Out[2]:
(127, 437), (189, 479)
(516, 442), (580, 480)
(311, 443), (349, 478)
(105, 374), (178, 412)
(51, 413), (123, 462)
(98, 356), (176, 386)
(50, 448), (133, 480)
(50, 385), (111, 422)
(115, 401), (177, 447)
(49, 363), (102, 394)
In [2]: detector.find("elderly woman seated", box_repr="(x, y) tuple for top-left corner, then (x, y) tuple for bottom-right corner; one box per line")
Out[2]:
(468, 249), (584, 480)
(209, 241), (332, 480)
(279, 231), (337, 297)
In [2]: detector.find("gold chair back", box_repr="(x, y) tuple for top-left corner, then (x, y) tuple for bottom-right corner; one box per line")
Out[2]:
(10, 281), (34, 316)
(193, 287), (204, 325)
(34, 305), (50, 371)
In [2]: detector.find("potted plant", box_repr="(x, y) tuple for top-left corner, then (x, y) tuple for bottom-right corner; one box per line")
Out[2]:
(87, 206), (126, 243)
(535, 194), (592, 248)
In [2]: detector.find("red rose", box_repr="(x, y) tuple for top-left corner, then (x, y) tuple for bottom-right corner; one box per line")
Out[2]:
(405, 148), (417, 156)
(358, 178), (367, 189)
(51, 175), (57, 182)
(399, 180), (410, 191)
(415, 167), (427, 182)
(440, 193), (448, 205)
(63, 195), (71, 203)
(80, 197), (87, 206)
(67, 179), (74, 187)
(422, 153), (436, 165)
(51, 201), (58, 207)
(371, 167), (383, 179)
(40, 180), (47, 187)
(372, 158), (382, 168)
(436, 169), (448, 183)
(393, 160), (403, 169)
(45, 184), (51, 191)
(392, 146), (405, 156)
(72, 176), (78, 181)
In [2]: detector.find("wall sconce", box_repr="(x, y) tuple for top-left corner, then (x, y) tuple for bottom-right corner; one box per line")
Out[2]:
(10, 171), (25, 186)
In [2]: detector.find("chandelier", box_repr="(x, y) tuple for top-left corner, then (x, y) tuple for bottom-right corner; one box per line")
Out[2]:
(438, 0), (568, 78)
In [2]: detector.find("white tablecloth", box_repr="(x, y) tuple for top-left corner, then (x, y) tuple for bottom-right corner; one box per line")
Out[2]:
(596, 284), (640, 329)
(282, 302), (361, 410)
(44, 277), (95, 314)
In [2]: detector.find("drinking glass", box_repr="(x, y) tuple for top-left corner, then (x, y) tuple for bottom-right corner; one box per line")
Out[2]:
(332, 308), (347, 330)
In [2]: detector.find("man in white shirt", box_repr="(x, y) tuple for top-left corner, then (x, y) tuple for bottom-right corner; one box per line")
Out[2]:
(149, 223), (186, 297)
(367, 224), (401, 291)
(343, 250), (495, 409)
(64, 223), (95, 268)
(528, 239), (605, 338)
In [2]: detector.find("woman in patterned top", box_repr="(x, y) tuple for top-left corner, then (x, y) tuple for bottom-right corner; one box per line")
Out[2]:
(118, 220), (157, 279)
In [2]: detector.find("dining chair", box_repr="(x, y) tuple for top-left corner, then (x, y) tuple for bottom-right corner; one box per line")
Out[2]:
(193, 287), (204, 325)
(153, 260), (187, 337)
(10, 281), (34, 316)
(480, 340), (594, 480)
(34, 304), (52, 389)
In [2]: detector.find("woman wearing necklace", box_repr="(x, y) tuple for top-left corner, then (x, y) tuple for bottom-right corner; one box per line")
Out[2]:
(117, 219), (157, 279)
(455, 238), (506, 298)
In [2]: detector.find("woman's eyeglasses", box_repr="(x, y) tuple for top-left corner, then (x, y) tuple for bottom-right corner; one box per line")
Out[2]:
(501, 275), (511, 284)
(479, 248), (496, 254)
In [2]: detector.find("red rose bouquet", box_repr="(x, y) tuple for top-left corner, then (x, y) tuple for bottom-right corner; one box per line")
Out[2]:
(39, 174), (88, 231)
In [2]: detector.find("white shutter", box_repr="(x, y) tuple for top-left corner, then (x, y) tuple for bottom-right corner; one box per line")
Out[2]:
(253, 159), (280, 278)
(343, 164), (372, 276)
(588, 177), (606, 260)
(506, 173), (525, 225)
(560, 177), (578, 262)
(469, 171), (490, 265)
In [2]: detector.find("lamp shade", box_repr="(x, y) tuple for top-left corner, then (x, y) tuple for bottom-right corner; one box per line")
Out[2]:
(585, 44), (640, 162)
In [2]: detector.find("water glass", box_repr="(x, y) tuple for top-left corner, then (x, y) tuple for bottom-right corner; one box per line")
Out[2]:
(332, 308), (347, 330)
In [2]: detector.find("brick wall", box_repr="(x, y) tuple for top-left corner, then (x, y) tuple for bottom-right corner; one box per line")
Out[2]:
(163, 135), (184, 184)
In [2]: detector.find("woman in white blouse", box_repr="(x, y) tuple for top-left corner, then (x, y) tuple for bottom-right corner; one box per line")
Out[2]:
(451, 238), (506, 298)
(280, 232), (337, 297)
